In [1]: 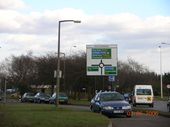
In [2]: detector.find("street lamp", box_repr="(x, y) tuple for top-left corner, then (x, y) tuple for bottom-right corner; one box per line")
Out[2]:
(159, 42), (170, 99)
(56, 20), (81, 106)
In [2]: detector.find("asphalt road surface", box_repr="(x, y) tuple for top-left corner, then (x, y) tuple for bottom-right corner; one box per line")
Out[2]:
(60, 105), (170, 127)
(111, 114), (170, 127)
(133, 101), (169, 112)
(152, 101), (168, 112)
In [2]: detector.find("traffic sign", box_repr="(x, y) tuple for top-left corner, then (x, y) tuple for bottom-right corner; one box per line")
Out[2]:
(108, 75), (115, 82)
(105, 66), (117, 75)
(86, 44), (118, 76)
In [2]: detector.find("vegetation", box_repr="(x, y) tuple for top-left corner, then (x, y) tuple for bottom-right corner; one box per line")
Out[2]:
(0, 51), (170, 99)
(0, 104), (109, 127)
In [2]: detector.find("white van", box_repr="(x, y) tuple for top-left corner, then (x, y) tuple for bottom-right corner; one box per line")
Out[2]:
(132, 85), (154, 107)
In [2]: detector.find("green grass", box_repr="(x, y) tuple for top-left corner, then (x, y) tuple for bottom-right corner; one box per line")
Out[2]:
(0, 104), (109, 127)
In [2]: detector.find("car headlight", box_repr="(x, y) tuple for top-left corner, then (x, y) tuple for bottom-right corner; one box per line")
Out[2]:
(103, 106), (114, 110)
(122, 105), (131, 110)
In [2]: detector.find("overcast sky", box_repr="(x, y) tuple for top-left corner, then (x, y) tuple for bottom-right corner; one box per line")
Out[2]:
(0, 0), (170, 74)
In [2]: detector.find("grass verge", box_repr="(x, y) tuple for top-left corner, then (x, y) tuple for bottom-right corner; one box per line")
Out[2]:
(0, 103), (109, 127)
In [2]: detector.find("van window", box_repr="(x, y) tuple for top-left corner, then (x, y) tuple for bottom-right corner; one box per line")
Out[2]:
(136, 89), (151, 95)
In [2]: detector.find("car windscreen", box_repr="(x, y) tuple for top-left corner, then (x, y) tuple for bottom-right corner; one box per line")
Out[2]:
(100, 93), (124, 101)
(136, 89), (151, 95)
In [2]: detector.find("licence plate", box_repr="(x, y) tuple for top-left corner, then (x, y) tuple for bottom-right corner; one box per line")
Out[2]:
(114, 110), (124, 113)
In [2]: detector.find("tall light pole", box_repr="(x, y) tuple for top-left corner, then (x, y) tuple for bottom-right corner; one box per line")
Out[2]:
(56, 20), (81, 107)
(159, 45), (163, 99)
(55, 52), (65, 91)
(159, 42), (170, 99)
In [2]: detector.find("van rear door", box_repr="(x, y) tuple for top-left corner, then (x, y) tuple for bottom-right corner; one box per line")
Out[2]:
(135, 88), (153, 104)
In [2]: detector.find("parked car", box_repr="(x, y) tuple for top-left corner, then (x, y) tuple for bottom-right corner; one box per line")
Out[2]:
(49, 92), (68, 104)
(34, 92), (50, 103)
(90, 91), (132, 118)
(123, 93), (132, 103)
(21, 92), (35, 102)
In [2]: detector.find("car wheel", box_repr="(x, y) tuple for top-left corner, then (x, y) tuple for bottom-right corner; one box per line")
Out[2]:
(91, 106), (98, 113)
(37, 99), (41, 103)
(34, 99), (37, 103)
(97, 107), (101, 113)
(149, 104), (154, 108)
(90, 106), (95, 112)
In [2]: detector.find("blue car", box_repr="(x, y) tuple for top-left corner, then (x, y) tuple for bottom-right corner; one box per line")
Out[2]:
(90, 91), (132, 117)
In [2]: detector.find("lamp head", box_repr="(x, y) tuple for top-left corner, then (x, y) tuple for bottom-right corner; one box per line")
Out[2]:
(74, 20), (81, 23)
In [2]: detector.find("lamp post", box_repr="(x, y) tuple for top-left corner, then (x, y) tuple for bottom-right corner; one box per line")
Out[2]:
(159, 42), (170, 99)
(56, 20), (81, 107)
(159, 45), (163, 99)
(55, 52), (65, 91)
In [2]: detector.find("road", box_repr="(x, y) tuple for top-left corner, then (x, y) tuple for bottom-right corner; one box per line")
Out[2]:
(133, 101), (169, 112)
(111, 114), (170, 127)
(60, 105), (170, 127)
(152, 101), (168, 112)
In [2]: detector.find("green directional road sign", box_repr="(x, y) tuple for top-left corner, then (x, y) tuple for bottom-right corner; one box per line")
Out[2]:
(87, 66), (99, 72)
(92, 48), (111, 59)
(104, 66), (117, 75)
